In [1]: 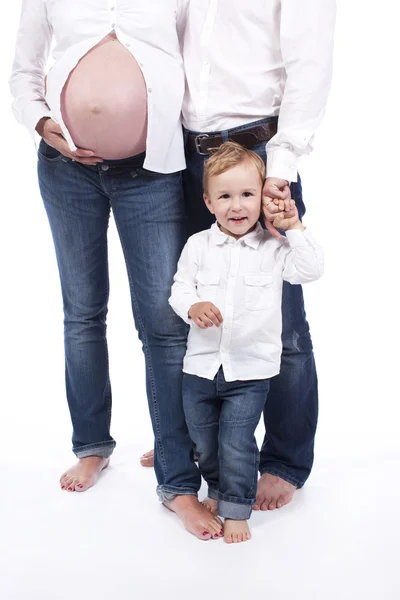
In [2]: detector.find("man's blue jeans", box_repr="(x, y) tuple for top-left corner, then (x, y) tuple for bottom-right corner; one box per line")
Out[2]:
(183, 118), (318, 488)
(37, 140), (201, 498)
(183, 368), (270, 519)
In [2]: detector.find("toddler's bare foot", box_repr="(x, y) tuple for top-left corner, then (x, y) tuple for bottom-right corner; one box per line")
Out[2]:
(140, 449), (154, 467)
(224, 519), (252, 544)
(164, 495), (223, 541)
(254, 473), (296, 511)
(60, 457), (109, 492)
(201, 497), (218, 516)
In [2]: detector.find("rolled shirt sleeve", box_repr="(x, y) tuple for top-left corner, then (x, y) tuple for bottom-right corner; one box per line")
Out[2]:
(280, 228), (324, 283)
(266, 0), (336, 182)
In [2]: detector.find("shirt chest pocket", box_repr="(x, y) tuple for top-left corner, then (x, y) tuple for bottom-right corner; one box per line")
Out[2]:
(196, 271), (221, 302)
(244, 274), (274, 311)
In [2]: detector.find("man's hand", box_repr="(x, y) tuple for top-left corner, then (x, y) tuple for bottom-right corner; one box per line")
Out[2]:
(269, 199), (305, 232)
(188, 302), (223, 329)
(262, 176), (295, 240)
(263, 177), (291, 202)
(36, 118), (104, 165)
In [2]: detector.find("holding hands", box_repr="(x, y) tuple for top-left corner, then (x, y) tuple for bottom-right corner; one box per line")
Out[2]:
(262, 177), (304, 239)
(263, 198), (305, 233)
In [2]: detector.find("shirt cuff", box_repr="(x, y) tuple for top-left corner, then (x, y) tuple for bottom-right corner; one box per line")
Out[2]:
(180, 306), (192, 325)
(23, 100), (52, 139)
(266, 147), (299, 183)
(286, 228), (317, 248)
(169, 297), (195, 325)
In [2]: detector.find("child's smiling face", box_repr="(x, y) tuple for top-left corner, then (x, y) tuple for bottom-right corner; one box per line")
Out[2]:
(204, 160), (263, 239)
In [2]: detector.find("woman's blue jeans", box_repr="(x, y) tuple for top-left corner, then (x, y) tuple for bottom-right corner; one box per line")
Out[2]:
(37, 141), (201, 499)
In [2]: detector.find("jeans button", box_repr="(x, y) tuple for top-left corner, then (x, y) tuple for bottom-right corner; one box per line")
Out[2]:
(101, 165), (109, 171)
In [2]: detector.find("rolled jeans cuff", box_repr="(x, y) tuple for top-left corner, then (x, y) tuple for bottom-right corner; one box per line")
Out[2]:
(218, 495), (254, 520)
(259, 466), (303, 488)
(74, 441), (116, 459)
(156, 485), (198, 503)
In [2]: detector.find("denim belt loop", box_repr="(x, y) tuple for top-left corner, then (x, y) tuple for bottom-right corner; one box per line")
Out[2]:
(183, 126), (190, 146)
(221, 130), (229, 143)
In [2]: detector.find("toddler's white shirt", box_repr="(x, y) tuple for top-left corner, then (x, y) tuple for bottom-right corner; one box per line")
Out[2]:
(169, 222), (324, 381)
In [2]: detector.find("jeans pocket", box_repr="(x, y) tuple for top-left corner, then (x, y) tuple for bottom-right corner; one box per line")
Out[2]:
(245, 274), (274, 310)
(38, 140), (65, 162)
(196, 271), (220, 303)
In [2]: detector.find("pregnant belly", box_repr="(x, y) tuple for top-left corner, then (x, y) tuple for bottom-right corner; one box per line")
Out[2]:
(60, 34), (148, 159)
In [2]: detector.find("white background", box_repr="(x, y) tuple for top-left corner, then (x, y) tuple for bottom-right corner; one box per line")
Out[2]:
(1, 1), (399, 599)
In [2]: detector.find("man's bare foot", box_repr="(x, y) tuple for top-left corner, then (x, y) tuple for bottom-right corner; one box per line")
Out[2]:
(201, 497), (218, 516)
(164, 495), (223, 541)
(254, 473), (296, 511)
(224, 519), (251, 544)
(140, 449), (154, 467)
(60, 457), (110, 492)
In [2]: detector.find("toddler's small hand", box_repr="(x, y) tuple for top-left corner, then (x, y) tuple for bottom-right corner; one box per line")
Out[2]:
(262, 196), (296, 240)
(272, 202), (304, 231)
(188, 302), (223, 329)
(272, 198), (295, 212)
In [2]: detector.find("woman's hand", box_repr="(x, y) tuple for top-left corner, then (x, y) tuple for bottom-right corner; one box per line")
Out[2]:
(36, 118), (103, 165)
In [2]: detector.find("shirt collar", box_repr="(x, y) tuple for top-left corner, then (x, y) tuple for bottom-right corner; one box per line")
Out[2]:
(210, 222), (264, 249)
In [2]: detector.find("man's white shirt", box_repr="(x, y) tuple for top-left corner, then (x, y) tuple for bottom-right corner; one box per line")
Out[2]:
(180, 0), (336, 182)
(169, 223), (324, 382)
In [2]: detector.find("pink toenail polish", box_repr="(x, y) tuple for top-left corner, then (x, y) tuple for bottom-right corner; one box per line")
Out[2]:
(202, 531), (209, 536)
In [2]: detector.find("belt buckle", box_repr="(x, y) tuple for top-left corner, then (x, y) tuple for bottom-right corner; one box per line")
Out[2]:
(194, 134), (210, 155)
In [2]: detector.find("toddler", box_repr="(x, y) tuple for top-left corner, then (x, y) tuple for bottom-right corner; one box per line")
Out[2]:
(169, 142), (324, 543)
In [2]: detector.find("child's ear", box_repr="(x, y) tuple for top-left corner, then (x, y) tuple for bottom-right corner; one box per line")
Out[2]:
(203, 193), (215, 214)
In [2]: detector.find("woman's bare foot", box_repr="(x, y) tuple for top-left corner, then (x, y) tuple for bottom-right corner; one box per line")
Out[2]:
(140, 449), (154, 467)
(60, 457), (110, 492)
(254, 473), (296, 511)
(164, 495), (224, 540)
(224, 519), (252, 544)
(201, 497), (218, 516)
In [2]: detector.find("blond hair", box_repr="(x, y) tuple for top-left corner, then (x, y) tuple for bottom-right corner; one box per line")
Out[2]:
(203, 141), (266, 193)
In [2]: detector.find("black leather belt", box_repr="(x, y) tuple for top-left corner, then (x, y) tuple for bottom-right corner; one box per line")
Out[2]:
(186, 120), (278, 155)
(100, 152), (146, 173)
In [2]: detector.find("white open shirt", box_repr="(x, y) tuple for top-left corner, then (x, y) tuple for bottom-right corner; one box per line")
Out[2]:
(180, 0), (336, 182)
(10, 0), (188, 174)
(169, 223), (324, 382)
